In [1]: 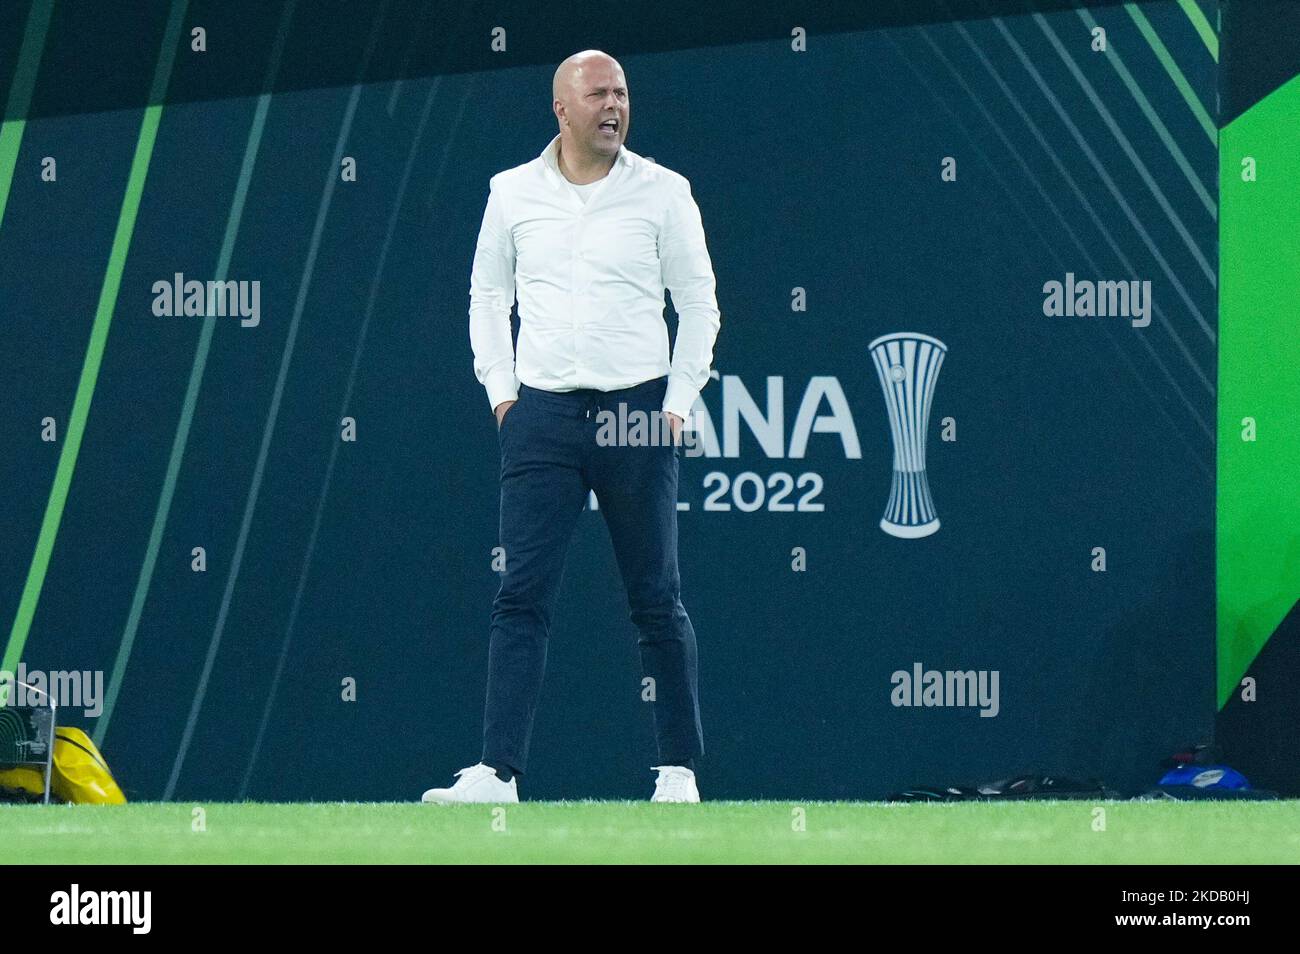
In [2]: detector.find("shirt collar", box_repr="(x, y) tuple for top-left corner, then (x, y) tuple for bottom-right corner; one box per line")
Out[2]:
(540, 133), (631, 188)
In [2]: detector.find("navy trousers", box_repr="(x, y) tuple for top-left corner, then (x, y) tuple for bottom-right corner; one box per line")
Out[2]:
(482, 375), (703, 775)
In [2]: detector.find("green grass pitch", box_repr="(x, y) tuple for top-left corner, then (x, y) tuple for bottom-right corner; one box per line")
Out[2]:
(3, 801), (1298, 863)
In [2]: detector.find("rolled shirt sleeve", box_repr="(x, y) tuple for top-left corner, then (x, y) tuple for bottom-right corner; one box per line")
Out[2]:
(659, 177), (721, 421)
(468, 178), (520, 411)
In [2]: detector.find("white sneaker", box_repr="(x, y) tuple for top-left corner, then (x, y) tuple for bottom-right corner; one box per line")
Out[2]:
(421, 763), (519, 804)
(650, 765), (700, 803)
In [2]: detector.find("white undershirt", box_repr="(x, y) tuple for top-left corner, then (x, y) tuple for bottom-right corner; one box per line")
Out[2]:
(567, 177), (602, 204)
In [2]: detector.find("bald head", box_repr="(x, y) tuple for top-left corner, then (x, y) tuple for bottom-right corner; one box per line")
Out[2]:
(552, 50), (629, 180)
(552, 50), (623, 104)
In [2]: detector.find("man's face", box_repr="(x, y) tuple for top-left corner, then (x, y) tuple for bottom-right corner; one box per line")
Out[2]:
(561, 61), (629, 159)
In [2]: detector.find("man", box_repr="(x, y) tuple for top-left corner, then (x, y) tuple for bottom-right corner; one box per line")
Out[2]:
(422, 50), (720, 804)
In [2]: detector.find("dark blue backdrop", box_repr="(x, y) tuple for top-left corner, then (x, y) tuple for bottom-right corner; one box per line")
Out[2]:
(0, 0), (1218, 800)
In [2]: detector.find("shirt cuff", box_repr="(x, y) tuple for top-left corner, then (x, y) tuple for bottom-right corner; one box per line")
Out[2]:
(483, 369), (519, 412)
(662, 377), (700, 421)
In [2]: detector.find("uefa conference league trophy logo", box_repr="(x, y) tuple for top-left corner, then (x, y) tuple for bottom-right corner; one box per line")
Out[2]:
(869, 332), (947, 539)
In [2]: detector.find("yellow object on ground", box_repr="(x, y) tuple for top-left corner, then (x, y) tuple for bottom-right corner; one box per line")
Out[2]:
(0, 727), (126, 804)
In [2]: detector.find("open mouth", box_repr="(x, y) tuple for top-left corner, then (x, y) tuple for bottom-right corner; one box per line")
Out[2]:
(599, 118), (620, 134)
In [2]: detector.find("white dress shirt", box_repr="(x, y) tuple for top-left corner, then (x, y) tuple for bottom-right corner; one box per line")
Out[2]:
(468, 133), (721, 420)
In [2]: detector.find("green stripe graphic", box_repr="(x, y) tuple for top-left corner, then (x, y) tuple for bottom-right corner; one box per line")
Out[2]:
(94, 0), (297, 746)
(1177, 0), (1219, 62)
(0, 0), (54, 230)
(1, 0), (190, 700)
(1077, 8), (1215, 219)
(1217, 74), (1300, 708)
(1125, 3), (1217, 143)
